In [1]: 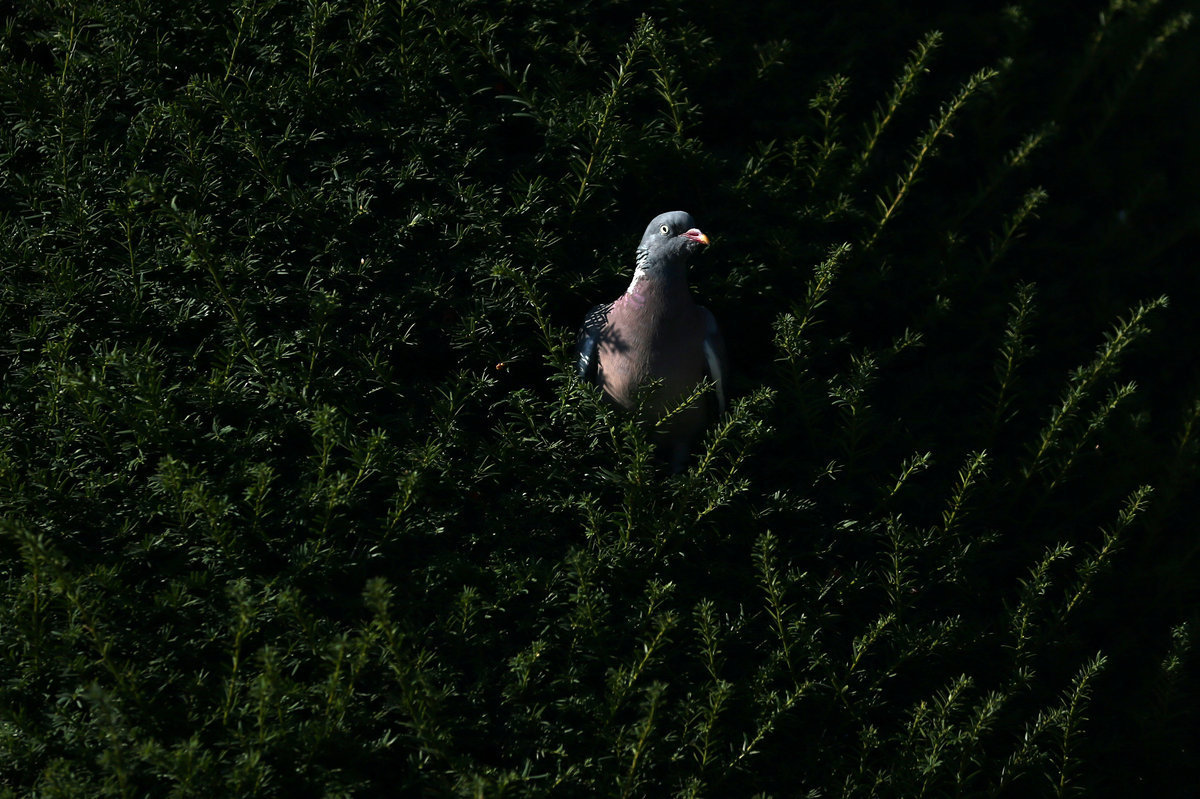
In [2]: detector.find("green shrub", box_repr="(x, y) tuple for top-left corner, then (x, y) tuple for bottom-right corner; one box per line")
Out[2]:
(2, 1), (1197, 796)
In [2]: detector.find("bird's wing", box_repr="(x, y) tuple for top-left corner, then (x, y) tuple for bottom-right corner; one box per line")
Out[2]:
(699, 307), (728, 414)
(576, 302), (611, 382)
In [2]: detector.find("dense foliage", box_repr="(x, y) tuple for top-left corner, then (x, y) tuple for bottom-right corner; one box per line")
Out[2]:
(2, 1), (1198, 796)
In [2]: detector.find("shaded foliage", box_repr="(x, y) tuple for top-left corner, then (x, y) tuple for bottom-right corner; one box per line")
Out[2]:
(1, 1), (1198, 797)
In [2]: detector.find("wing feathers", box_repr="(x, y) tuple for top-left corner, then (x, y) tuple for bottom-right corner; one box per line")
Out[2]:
(576, 303), (611, 381)
(700, 308), (728, 414)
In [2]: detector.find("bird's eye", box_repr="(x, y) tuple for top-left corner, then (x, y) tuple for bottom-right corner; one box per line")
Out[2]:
(660, 224), (670, 235)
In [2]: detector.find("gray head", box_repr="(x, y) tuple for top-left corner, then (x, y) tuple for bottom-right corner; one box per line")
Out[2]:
(634, 211), (709, 276)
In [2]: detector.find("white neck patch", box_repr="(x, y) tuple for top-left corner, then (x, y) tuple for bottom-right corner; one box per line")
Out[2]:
(627, 247), (651, 292)
(626, 269), (649, 294)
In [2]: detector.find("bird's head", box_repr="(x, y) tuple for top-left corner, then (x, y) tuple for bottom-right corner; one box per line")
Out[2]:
(635, 211), (709, 275)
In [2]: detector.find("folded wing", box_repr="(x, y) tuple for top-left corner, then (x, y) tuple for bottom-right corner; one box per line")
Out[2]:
(576, 302), (611, 382)
(700, 307), (728, 414)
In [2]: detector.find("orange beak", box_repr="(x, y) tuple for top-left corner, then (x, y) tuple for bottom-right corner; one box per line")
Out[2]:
(683, 228), (710, 245)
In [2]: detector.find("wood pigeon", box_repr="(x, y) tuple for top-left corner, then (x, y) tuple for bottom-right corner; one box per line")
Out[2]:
(577, 211), (728, 471)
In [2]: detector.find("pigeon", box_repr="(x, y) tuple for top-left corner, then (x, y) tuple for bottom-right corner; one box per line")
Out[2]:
(577, 211), (728, 471)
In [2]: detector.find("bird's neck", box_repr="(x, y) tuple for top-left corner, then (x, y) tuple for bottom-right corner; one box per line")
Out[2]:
(624, 269), (692, 307)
